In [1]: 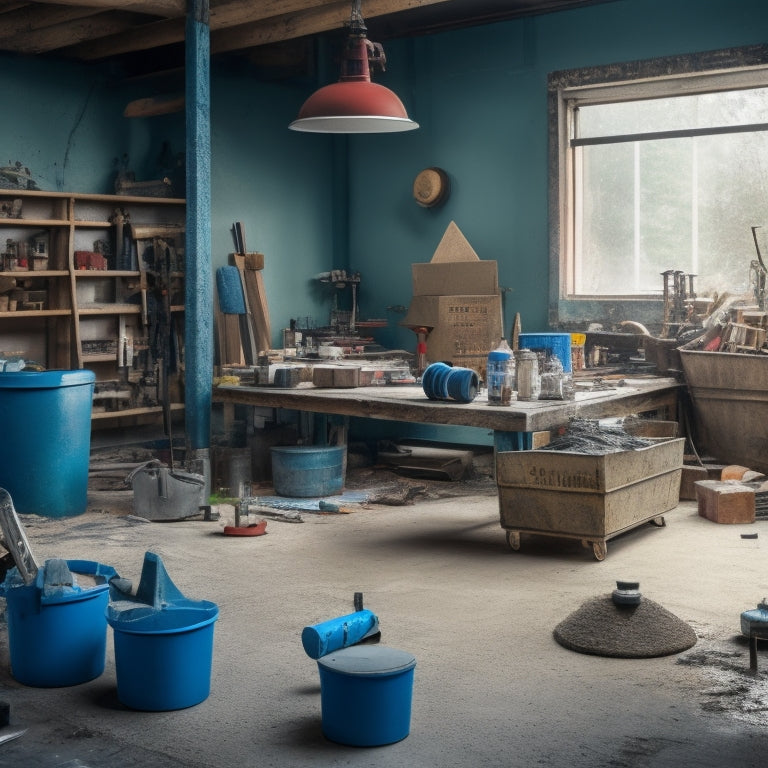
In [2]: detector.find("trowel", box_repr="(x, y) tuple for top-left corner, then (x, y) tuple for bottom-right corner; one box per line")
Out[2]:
(0, 488), (39, 584)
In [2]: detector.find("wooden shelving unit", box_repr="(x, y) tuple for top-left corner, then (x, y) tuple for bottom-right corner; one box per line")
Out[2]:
(0, 188), (186, 425)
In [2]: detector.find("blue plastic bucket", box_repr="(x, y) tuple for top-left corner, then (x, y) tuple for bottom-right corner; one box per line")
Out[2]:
(270, 445), (346, 497)
(107, 601), (219, 711)
(518, 333), (572, 373)
(0, 369), (95, 517)
(1, 559), (116, 687)
(317, 645), (416, 747)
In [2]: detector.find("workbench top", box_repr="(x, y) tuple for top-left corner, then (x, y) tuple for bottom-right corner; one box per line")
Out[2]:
(213, 376), (681, 434)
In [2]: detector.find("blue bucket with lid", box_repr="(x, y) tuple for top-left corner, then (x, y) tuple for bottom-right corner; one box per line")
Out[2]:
(1, 558), (117, 687)
(107, 552), (219, 711)
(317, 645), (417, 746)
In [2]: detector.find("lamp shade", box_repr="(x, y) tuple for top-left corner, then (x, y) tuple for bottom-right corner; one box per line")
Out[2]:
(289, 20), (418, 134)
(290, 81), (418, 133)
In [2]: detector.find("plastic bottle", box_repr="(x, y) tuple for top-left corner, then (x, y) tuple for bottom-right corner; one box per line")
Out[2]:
(486, 338), (515, 406)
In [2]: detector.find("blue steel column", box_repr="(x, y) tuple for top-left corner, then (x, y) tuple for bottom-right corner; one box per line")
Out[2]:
(185, 0), (212, 474)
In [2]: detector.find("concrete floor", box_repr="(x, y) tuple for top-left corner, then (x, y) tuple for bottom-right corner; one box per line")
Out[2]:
(1, 461), (768, 768)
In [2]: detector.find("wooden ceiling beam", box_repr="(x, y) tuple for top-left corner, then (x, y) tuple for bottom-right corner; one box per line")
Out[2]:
(211, 0), (457, 54)
(63, 0), (336, 61)
(0, 11), (144, 54)
(63, 0), (458, 61)
(209, 0), (336, 29)
(22, 0), (185, 17)
(0, 5), (105, 42)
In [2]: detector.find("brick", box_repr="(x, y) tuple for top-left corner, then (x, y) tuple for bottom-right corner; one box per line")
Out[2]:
(695, 480), (755, 524)
(680, 465), (709, 500)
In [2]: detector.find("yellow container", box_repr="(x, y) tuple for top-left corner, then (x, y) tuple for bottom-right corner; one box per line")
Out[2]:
(570, 333), (586, 371)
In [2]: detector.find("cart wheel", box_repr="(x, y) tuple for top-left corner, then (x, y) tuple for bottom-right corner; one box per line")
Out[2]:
(506, 531), (521, 551)
(650, 516), (666, 527)
(592, 541), (607, 561)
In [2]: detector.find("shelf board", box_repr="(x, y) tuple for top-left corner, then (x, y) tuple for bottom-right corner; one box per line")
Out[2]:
(0, 270), (69, 277)
(82, 354), (117, 362)
(77, 304), (141, 315)
(74, 192), (186, 205)
(0, 309), (71, 317)
(0, 218), (70, 227)
(72, 220), (111, 228)
(74, 270), (140, 278)
(0, 189), (185, 205)
(91, 403), (185, 420)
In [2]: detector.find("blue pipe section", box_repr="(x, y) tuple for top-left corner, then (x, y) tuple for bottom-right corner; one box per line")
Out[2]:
(185, 0), (213, 451)
(301, 609), (380, 659)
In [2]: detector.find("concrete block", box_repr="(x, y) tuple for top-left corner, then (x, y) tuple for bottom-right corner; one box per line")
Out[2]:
(695, 480), (755, 524)
(312, 365), (361, 388)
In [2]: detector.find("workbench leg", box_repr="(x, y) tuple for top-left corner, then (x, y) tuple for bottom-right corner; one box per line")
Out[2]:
(313, 414), (349, 448)
(313, 413), (349, 481)
(750, 635), (759, 673)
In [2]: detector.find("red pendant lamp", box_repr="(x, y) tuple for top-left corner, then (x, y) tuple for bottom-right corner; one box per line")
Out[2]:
(289, 0), (418, 134)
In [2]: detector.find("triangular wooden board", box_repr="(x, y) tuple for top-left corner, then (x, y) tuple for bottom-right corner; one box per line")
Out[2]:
(430, 221), (480, 263)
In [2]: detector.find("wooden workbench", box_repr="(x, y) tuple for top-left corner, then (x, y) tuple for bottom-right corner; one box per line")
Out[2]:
(213, 376), (680, 449)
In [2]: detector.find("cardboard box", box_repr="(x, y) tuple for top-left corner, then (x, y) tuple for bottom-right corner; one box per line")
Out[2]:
(428, 220), (480, 262)
(402, 221), (502, 373)
(412, 261), (498, 296)
(403, 294), (503, 369)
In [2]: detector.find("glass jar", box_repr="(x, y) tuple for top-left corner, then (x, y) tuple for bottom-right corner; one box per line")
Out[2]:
(515, 349), (541, 401)
(539, 355), (566, 400)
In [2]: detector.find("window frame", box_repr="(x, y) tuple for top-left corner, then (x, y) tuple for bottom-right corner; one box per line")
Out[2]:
(548, 44), (768, 330)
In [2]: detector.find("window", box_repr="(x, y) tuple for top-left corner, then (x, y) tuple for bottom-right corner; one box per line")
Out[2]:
(548, 46), (768, 328)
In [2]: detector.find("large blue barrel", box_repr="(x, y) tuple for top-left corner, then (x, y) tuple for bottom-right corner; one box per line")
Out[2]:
(0, 369), (95, 517)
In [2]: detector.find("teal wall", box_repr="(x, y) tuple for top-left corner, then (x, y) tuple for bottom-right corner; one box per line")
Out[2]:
(345, 0), (768, 354)
(1, 0), (767, 446)
(0, 57), (167, 192)
(0, 56), (337, 343)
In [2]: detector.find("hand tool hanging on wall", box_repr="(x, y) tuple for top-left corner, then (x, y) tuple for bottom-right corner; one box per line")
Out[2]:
(150, 237), (179, 465)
